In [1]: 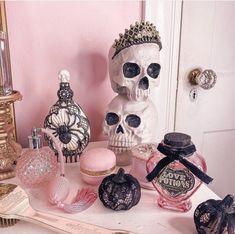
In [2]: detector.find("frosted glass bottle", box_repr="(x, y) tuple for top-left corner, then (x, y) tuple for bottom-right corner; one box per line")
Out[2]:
(16, 128), (58, 187)
(146, 132), (211, 212)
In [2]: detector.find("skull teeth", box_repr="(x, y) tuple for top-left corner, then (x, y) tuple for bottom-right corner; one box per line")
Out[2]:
(109, 145), (128, 154)
(108, 138), (136, 154)
(109, 140), (134, 148)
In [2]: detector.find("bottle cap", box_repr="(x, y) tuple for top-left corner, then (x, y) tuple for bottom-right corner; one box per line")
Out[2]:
(58, 69), (70, 83)
(28, 128), (42, 149)
(163, 132), (191, 147)
(57, 69), (73, 100)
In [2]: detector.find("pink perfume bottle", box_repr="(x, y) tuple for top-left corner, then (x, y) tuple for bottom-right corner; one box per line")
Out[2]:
(16, 128), (58, 187)
(146, 132), (213, 212)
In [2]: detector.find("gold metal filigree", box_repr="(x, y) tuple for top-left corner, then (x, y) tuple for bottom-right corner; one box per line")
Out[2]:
(0, 183), (17, 198)
(0, 91), (22, 180)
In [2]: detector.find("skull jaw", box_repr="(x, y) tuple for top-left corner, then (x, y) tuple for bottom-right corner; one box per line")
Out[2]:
(108, 134), (137, 166)
(115, 84), (151, 101)
(135, 88), (150, 102)
(113, 82), (151, 102)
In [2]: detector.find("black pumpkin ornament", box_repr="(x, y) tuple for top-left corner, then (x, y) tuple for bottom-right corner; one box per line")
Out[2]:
(98, 168), (141, 211)
(194, 194), (235, 234)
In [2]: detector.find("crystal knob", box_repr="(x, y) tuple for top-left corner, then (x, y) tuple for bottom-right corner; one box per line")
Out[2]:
(188, 68), (217, 90)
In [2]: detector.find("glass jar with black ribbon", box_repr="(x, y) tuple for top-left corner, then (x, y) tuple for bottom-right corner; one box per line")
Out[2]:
(146, 132), (213, 212)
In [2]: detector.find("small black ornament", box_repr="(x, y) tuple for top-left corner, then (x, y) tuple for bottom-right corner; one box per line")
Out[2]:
(194, 194), (235, 234)
(98, 168), (141, 211)
(44, 70), (90, 163)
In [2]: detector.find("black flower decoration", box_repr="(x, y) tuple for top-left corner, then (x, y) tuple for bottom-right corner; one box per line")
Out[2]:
(44, 107), (90, 163)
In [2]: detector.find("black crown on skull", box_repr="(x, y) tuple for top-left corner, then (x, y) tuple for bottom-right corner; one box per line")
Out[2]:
(112, 21), (162, 58)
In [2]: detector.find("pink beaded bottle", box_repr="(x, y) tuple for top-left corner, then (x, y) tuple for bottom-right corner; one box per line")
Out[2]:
(146, 132), (213, 212)
(16, 128), (58, 187)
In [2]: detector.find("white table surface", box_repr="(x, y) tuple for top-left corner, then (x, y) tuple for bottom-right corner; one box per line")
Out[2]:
(1, 141), (220, 234)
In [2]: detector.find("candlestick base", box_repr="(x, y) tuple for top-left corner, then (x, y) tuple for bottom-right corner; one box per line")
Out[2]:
(0, 90), (22, 181)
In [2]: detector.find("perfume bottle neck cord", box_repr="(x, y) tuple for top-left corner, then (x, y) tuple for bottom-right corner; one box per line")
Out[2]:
(34, 127), (97, 214)
(39, 128), (65, 176)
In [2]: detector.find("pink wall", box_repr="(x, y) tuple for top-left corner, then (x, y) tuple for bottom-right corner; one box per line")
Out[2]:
(5, 1), (143, 147)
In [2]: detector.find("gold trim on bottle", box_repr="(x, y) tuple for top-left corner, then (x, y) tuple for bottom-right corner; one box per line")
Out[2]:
(80, 165), (116, 177)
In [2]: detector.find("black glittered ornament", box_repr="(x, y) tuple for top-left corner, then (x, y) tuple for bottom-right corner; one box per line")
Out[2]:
(44, 70), (90, 163)
(194, 194), (235, 234)
(98, 168), (141, 211)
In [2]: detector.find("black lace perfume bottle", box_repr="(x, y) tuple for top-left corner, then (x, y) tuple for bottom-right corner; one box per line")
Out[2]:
(44, 70), (90, 163)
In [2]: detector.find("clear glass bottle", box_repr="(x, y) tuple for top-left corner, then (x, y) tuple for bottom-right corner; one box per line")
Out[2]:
(130, 143), (156, 190)
(16, 128), (58, 188)
(146, 132), (208, 212)
(0, 31), (13, 96)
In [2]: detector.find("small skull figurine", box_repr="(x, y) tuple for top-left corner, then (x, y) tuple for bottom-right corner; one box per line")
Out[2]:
(103, 95), (157, 166)
(109, 22), (162, 101)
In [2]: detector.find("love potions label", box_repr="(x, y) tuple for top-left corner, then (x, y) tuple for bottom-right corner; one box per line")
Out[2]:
(157, 168), (195, 197)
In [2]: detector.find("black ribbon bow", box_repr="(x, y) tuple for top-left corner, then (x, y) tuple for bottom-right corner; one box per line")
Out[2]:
(146, 143), (213, 184)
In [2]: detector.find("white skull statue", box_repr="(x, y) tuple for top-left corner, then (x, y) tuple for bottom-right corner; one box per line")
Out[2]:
(103, 95), (157, 165)
(109, 43), (161, 101)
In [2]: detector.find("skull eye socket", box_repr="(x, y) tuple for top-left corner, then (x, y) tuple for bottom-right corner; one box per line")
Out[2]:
(125, 114), (141, 128)
(123, 62), (140, 78)
(106, 112), (119, 125)
(147, 63), (161, 79)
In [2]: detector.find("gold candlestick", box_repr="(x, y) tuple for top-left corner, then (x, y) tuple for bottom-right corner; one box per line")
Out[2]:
(0, 90), (22, 180)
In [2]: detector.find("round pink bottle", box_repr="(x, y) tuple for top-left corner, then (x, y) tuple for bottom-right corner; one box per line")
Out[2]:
(146, 132), (212, 212)
(16, 129), (58, 187)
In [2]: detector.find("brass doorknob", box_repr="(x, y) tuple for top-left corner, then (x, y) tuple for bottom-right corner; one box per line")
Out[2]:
(188, 68), (217, 90)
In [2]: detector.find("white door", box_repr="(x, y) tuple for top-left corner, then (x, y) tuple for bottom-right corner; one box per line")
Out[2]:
(146, 0), (235, 197)
(176, 1), (235, 197)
